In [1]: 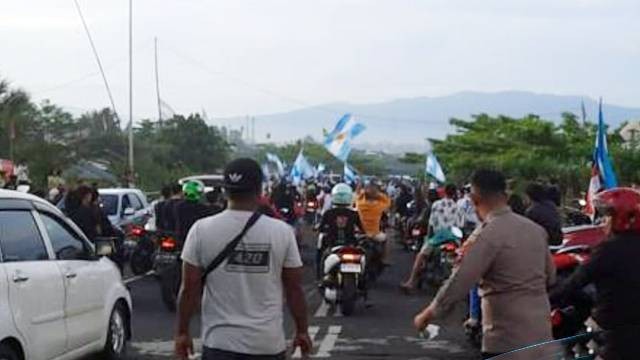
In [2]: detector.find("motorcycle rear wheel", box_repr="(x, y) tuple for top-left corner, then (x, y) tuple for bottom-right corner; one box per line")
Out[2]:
(341, 274), (358, 316)
(159, 265), (181, 312)
(130, 246), (153, 276)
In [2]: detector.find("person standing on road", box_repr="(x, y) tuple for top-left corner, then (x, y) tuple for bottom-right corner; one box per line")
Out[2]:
(413, 170), (555, 359)
(175, 158), (312, 360)
(524, 182), (563, 246)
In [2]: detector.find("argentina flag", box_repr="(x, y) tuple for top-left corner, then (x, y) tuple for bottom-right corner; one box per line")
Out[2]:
(324, 114), (366, 162)
(344, 162), (358, 183)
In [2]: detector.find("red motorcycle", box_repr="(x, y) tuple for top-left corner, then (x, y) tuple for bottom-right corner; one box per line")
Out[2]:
(549, 224), (605, 341)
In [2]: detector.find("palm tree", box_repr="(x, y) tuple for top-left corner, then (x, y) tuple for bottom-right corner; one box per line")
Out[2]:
(0, 77), (31, 160)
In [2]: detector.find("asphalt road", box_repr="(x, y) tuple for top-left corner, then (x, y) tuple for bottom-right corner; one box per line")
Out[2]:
(123, 228), (480, 360)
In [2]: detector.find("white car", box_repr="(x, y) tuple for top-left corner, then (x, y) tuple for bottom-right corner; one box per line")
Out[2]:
(0, 190), (132, 360)
(98, 188), (150, 229)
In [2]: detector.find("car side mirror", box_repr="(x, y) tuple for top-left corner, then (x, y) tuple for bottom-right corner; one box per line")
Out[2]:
(122, 207), (135, 217)
(94, 237), (115, 257)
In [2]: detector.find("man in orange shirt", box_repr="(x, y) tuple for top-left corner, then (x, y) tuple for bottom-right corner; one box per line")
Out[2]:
(355, 180), (392, 265)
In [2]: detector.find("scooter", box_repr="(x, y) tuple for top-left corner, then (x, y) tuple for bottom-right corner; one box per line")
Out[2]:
(304, 198), (319, 225)
(405, 222), (427, 252)
(127, 225), (156, 276)
(420, 227), (463, 289)
(153, 232), (181, 312)
(320, 241), (368, 316)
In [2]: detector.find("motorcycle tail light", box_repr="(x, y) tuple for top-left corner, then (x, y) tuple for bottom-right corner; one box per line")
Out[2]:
(550, 309), (564, 327)
(307, 201), (316, 207)
(131, 226), (145, 237)
(340, 253), (362, 263)
(160, 237), (177, 251)
(441, 243), (458, 252)
(412, 229), (422, 236)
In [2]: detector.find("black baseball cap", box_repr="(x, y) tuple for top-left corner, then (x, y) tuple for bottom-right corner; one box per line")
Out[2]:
(223, 158), (263, 194)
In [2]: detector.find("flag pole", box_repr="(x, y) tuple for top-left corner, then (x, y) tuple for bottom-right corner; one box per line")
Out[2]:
(154, 37), (162, 126)
(128, 0), (135, 186)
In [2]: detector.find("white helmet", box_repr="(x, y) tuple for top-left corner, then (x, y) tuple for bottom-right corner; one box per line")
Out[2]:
(331, 183), (353, 205)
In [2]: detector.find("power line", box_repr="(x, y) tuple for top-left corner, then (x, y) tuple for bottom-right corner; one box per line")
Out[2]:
(72, 0), (120, 123)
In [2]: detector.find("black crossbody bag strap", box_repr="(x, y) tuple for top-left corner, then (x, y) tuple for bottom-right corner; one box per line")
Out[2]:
(201, 211), (261, 284)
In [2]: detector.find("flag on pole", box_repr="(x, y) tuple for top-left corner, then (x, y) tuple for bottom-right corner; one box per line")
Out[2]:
(344, 162), (357, 183)
(290, 150), (315, 185)
(266, 153), (285, 177)
(581, 99), (587, 124)
(585, 99), (618, 216)
(426, 152), (446, 183)
(324, 114), (366, 162)
(261, 163), (271, 179)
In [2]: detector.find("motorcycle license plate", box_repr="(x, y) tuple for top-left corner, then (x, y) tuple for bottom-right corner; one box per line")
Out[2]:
(340, 263), (361, 273)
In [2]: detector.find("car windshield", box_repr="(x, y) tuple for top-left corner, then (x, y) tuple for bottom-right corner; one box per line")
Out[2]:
(99, 195), (118, 216)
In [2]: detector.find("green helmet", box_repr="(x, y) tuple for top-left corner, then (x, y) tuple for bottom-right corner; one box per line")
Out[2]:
(182, 180), (205, 202)
(331, 183), (353, 206)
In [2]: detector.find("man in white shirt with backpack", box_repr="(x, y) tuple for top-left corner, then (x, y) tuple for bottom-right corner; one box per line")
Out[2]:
(175, 158), (312, 360)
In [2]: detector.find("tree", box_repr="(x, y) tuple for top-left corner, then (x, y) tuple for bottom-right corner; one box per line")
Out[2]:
(431, 113), (634, 199)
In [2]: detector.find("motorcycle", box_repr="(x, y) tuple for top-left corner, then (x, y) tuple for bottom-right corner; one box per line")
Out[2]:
(153, 232), (181, 312)
(420, 227), (463, 289)
(320, 240), (368, 316)
(127, 225), (157, 276)
(278, 206), (304, 252)
(304, 198), (320, 225)
(405, 222), (427, 252)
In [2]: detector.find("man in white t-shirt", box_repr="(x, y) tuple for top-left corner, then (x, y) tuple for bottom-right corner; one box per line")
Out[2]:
(175, 158), (312, 360)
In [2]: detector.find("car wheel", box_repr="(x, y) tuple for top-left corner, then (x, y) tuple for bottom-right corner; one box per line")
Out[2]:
(102, 304), (128, 359)
(0, 344), (20, 360)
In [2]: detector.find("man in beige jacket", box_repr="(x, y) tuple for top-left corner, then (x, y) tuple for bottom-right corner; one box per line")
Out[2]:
(414, 169), (556, 359)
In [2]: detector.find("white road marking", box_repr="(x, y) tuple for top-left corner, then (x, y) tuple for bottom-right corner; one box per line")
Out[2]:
(123, 270), (155, 284)
(425, 324), (440, 340)
(314, 325), (342, 358)
(292, 326), (320, 358)
(314, 301), (329, 317)
(314, 301), (343, 318)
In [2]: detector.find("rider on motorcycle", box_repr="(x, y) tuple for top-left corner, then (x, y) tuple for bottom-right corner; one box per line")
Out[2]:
(318, 184), (364, 248)
(173, 180), (214, 244)
(551, 188), (640, 359)
(316, 184), (364, 278)
(355, 179), (392, 265)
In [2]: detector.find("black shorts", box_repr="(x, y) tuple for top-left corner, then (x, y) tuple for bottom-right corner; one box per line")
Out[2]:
(202, 347), (286, 360)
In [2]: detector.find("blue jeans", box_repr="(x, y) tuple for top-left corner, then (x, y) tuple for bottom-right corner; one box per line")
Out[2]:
(469, 285), (481, 320)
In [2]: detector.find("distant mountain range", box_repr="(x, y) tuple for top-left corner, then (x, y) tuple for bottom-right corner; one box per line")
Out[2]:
(211, 91), (640, 153)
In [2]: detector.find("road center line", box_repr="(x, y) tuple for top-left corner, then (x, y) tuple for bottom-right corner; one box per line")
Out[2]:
(314, 301), (329, 317)
(123, 270), (154, 284)
(314, 325), (342, 358)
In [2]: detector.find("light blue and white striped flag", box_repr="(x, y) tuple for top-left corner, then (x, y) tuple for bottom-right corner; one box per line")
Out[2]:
(290, 150), (315, 185)
(324, 114), (366, 162)
(344, 162), (358, 183)
(266, 152), (285, 176)
(426, 152), (446, 183)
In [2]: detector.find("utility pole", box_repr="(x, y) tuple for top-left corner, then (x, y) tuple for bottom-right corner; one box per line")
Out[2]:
(128, 0), (134, 186)
(154, 37), (162, 126)
(251, 117), (255, 144)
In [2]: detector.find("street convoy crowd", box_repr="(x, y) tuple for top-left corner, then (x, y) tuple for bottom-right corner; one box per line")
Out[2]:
(20, 158), (639, 359)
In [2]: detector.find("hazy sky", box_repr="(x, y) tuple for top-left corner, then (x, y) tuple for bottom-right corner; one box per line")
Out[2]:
(2, 0), (639, 123)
